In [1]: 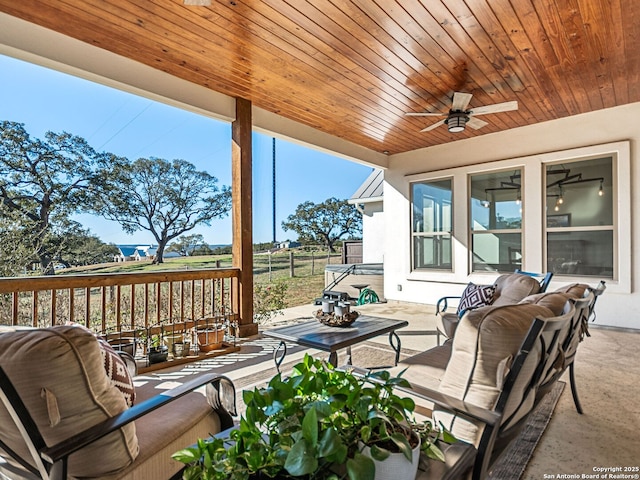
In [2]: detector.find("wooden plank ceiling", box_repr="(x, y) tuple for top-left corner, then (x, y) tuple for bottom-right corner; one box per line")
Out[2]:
(0, 0), (638, 155)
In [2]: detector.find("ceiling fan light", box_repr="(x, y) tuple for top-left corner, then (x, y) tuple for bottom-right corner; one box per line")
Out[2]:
(446, 112), (468, 133)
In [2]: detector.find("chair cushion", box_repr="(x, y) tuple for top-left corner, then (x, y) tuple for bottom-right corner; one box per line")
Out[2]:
(456, 283), (496, 317)
(492, 273), (542, 306)
(554, 283), (589, 298)
(518, 292), (571, 316)
(435, 312), (460, 340)
(0, 326), (138, 477)
(394, 340), (453, 392)
(434, 303), (555, 444)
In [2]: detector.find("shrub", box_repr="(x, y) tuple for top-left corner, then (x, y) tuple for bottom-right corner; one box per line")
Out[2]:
(253, 281), (288, 324)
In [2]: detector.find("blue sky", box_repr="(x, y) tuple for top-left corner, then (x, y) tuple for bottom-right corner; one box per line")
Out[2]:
(0, 54), (373, 246)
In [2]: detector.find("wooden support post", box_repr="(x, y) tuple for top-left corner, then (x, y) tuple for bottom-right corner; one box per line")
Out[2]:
(232, 97), (258, 337)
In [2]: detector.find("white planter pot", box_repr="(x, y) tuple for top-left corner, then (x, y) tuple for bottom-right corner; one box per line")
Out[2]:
(361, 436), (421, 480)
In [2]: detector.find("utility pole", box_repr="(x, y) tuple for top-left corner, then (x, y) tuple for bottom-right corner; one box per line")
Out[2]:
(272, 137), (277, 244)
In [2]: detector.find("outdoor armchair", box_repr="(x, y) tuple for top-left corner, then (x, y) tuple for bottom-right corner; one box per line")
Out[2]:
(0, 325), (237, 480)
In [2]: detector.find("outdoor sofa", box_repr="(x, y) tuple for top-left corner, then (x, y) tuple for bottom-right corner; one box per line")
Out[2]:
(391, 283), (604, 479)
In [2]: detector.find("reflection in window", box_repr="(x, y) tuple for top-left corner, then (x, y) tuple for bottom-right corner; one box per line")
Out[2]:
(470, 170), (522, 272)
(545, 157), (614, 278)
(411, 179), (452, 270)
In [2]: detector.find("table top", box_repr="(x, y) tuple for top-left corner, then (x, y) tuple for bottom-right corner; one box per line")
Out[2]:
(263, 315), (408, 353)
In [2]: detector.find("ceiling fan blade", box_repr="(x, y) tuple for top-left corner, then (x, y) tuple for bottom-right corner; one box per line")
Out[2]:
(470, 100), (518, 115)
(451, 92), (473, 111)
(184, 0), (211, 5)
(420, 119), (446, 132)
(405, 112), (446, 117)
(466, 117), (489, 130)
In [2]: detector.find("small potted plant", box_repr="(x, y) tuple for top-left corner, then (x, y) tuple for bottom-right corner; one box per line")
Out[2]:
(147, 334), (168, 364)
(196, 322), (225, 352)
(173, 354), (450, 479)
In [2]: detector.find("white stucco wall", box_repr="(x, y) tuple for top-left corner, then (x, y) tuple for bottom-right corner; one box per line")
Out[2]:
(383, 102), (640, 330)
(361, 201), (385, 263)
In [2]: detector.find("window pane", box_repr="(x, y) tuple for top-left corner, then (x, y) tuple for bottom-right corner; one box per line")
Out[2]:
(472, 232), (522, 272)
(413, 235), (452, 270)
(411, 178), (453, 271)
(546, 157), (613, 227)
(547, 231), (613, 277)
(412, 179), (452, 233)
(471, 170), (522, 230)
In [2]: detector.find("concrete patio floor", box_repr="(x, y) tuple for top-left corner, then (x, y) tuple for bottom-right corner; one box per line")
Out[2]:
(251, 301), (640, 478)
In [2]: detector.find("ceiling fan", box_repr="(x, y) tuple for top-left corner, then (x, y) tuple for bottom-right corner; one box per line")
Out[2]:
(406, 92), (518, 133)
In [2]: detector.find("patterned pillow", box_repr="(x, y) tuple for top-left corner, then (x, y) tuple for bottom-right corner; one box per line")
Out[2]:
(98, 339), (136, 407)
(456, 283), (496, 317)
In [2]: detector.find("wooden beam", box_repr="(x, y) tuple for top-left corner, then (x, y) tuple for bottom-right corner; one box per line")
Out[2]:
(232, 97), (257, 337)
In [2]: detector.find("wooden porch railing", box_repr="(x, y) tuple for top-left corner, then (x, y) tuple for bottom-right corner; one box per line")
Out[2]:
(0, 268), (241, 338)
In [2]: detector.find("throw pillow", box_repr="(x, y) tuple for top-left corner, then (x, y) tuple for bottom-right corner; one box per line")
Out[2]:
(98, 338), (136, 407)
(456, 283), (496, 317)
(66, 323), (136, 407)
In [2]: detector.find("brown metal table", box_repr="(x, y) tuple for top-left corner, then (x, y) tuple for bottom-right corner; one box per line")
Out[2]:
(263, 315), (409, 371)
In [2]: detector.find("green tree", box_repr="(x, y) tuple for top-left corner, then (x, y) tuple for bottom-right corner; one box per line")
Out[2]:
(90, 157), (231, 264)
(0, 121), (117, 275)
(191, 243), (214, 256)
(0, 210), (35, 276)
(167, 233), (206, 256)
(281, 197), (362, 252)
(51, 227), (120, 267)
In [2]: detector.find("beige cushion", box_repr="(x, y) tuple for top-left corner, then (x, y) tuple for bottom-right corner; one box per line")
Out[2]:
(433, 303), (555, 444)
(554, 283), (589, 298)
(394, 341), (453, 391)
(100, 373), (222, 480)
(492, 273), (542, 306)
(435, 312), (460, 339)
(437, 273), (543, 341)
(0, 326), (138, 477)
(518, 292), (571, 316)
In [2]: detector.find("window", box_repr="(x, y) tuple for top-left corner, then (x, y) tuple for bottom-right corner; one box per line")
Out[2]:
(545, 157), (614, 278)
(411, 179), (452, 270)
(470, 170), (523, 272)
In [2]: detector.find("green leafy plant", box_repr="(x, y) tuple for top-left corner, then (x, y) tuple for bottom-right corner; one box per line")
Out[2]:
(173, 354), (452, 480)
(253, 281), (288, 325)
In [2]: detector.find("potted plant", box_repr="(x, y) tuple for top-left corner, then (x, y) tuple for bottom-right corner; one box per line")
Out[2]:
(147, 334), (168, 364)
(173, 354), (449, 480)
(197, 323), (225, 352)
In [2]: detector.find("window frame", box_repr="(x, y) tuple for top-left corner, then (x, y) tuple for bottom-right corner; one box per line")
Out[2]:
(410, 176), (454, 272)
(543, 155), (616, 280)
(404, 141), (630, 293)
(469, 168), (524, 273)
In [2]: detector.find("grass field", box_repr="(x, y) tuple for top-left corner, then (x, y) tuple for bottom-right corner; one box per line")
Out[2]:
(61, 249), (342, 308)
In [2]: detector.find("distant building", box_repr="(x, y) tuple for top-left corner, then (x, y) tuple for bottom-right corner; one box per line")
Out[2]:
(114, 245), (155, 262)
(278, 240), (301, 249)
(348, 169), (384, 263)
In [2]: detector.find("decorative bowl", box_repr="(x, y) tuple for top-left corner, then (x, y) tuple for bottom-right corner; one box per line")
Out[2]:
(314, 309), (359, 327)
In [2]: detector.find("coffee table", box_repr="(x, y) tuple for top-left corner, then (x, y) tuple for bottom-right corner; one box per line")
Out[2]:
(263, 315), (409, 371)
